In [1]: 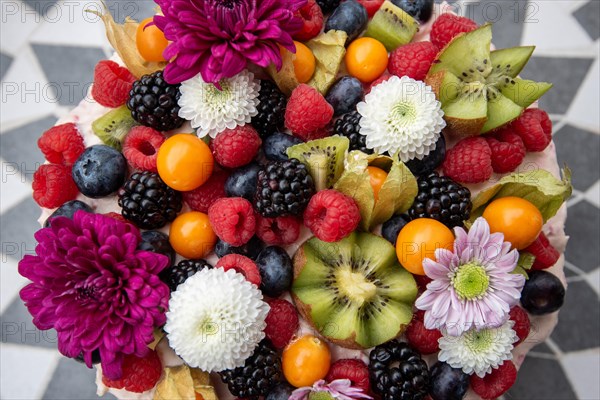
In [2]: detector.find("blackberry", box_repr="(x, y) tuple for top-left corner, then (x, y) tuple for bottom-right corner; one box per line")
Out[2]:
(118, 171), (182, 230)
(408, 172), (471, 228)
(334, 111), (372, 154)
(160, 259), (212, 292)
(254, 159), (315, 217)
(127, 70), (184, 131)
(369, 340), (430, 400)
(252, 80), (287, 137)
(317, 0), (341, 13)
(219, 341), (282, 398)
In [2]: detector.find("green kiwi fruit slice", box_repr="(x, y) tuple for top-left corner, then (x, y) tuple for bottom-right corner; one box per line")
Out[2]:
(287, 135), (349, 192)
(426, 24), (552, 135)
(291, 232), (417, 349)
(365, 1), (419, 51)
(92, 105), (137, 151)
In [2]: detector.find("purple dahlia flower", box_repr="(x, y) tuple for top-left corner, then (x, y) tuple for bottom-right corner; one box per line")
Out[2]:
(18, 211), (170, 380)
(154, 0), (306, 85)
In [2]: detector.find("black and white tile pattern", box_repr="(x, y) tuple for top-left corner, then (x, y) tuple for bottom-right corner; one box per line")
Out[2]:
(1, 0), (598, 398)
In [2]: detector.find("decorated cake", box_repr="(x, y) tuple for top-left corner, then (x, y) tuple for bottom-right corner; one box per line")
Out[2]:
(19, 0), (573, 399)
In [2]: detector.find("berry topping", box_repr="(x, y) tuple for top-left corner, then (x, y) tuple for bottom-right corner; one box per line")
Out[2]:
(388, 41), (438, 81)
(32, 164), (79, 209)
(118, 171), (183, 230)
(264, 298), (299, 349)
(256, 215), (301, 246)
(482, 197), (543, 250)
(366, 72), (392, 94)
(263, 132), (303, 162)
(509, 306), (531, 346)
(210, 125), (262, 168)
(138, 230), (176, 267)
(430, 13), (478, 50)
(293, 41), (316, 84)
(122, 126), (165, 173)
(357, 0), (385, 17)
(381, 213), (410, 246)
(282, 335), (331, 388)
(102, 350), (162, 393)
(252, 80), (288, 137)
(92, 60), (136, 108)
(443, 137), (493, 184)
(215, 235), (264, 261)
(72, 145), (128, 198)
(160, 259), (213, 292)
(326, 358), (370, 394)
(169, 211), (217, 259)
(405, 135), (447, 177)
(136, 17), (168, 62)
(215, 254), (261, 286)
(326, 76), (364, 116)
(44, 200), (92, 228)
(303, 189), (360, 243)
(486, 128), (527, 173)
(345, 37), (389, 83)
(294, 0), (324, 41)
(405, 310), (442, 355)
(37, 123), (85, 166)
(391, 0), (434, 23)
(520, 270), (565, 315)
(470, 361), (517, 400)
(316, 0), (341, 14)
(183, 169), (229, 213)
(333, 111), (372, 154)
(429, 361), (470, 400)
(524, 231), (560, 270)
(256, 246), (294, 298)
(512, 108), (553, 152)
(285, 84), (334, 141)
(208, 197), (256, 247)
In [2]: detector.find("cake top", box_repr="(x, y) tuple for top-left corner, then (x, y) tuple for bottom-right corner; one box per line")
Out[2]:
(19, 1), (572, 399)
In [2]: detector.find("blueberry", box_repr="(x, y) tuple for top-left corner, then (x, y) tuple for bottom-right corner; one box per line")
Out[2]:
(325, 0), (368, 43)
(405, 135), (446, 177)
(263, 132), (303, 162)
(429, 362), (470, 400)
(138, 231), (176, 267)
(326, 76), (364, 116)
(256, 246), (293, 297)
(44, 200), (92, 227)
(72, 145), (127, 198)
(382, 214), (411, 246)
(391, 0), (434, 22)
(265, 383), (295, 400)
(520, 270), (565, 315)
(225, 163), (262, 200)
(215, 236), (264, 260)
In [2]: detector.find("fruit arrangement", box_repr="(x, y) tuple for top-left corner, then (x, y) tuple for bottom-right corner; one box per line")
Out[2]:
(19, 0), (574, 399)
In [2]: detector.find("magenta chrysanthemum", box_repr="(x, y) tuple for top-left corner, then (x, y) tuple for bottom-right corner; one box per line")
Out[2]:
(154, 0), (306, 85)
(18, 211), (169, 380)
(415, 217), (525, 336)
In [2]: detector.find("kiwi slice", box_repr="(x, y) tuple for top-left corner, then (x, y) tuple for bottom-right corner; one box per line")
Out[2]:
(365, 1), (419, 51)
(92, 105), (138, 151)
(426, 24), (552, 136)
(291, 232), (417, 349)
(287, 135), (349, 192)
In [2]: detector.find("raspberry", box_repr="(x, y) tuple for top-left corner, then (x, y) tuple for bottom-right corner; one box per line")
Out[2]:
(92, 60), (136, 108)
(208, 197), (256, 246)
(326, 359), (370, 394)
(512, 108), (553, 152)
(37, 123), (85, 166)
(388, 41), (439, 81)
(122, 126), (165, 172)
(102, 350), (162, 393)
(405, 310), (442, 355)
(210, 125), (262, 168)
(294, 0), (324, 41)
(33, 164), (79, 209)
(486, 128), (526, 173)
(366, 72), (392, 94)
(264, 299), (299, 349)
(303, 190), (360, 243)
(414, 274), (432, 292)
(430, 13), (478, 49)
(215, 254), (261, 286)
(357, 0), (384, 17)
(285, 84), (334, 141)
(443, 137), (493, 183)
(256, 215), (301, 246)
(524, 232), (560, 270)
(103, 212), (130, 224)
(183, 169), (229, 214)
(471, 361), (517, 399)
(509, 306), (531, 346)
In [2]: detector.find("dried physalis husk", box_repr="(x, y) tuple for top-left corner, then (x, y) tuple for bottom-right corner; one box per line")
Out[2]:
(153, 365), (218, 400)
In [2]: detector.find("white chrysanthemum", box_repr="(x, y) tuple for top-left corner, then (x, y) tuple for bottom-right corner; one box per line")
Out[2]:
(356, 76), (446, 162)
(438, 320), (517, 378)
(178, 70), (260, 138)
(165, 268), (269, 372)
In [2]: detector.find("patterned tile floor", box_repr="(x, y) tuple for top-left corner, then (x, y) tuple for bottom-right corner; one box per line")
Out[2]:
(1, 0), (598, 399)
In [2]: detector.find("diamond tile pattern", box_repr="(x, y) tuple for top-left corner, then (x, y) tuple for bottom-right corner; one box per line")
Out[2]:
(1, 0), (599, 399)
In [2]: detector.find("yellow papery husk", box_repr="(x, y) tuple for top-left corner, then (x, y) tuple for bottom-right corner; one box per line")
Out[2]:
(154, 365), (218, 400)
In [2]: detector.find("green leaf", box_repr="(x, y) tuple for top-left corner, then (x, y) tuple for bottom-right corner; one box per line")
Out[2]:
(334, 152), (418, 230)
(518, 252), (535, 271)
(470, 168), (572, 223)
